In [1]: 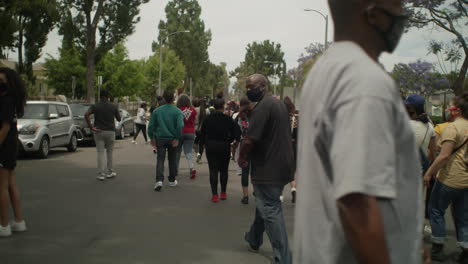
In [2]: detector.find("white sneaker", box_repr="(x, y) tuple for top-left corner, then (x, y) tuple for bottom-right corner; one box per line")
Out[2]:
(0, 225), (11, 237)
(106, 172), (117, 179)
(280, 196), (284, 202)
(132, 140), (137, 144)
(10, 220), (27, 232)
(424, 224), (432, 235)
(154, 181), (163, 191)
(168, 180), (178, 187)
(97, 174), (106, 181)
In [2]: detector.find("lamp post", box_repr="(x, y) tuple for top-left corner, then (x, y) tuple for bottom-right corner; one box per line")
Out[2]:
(158, 30), (190, 96)
(264, 60), (280, 96)
(304, 9), (329, 48)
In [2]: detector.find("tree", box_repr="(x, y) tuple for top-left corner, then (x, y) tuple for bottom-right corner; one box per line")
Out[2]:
(406, 0), (468, 95)
(97, 44), (147, 99)
(201, 62), (230, 98)
(0, 0), (17, 58)
(231, 40), (286, 96)
(14, 0), (60, 81)
(157, 0), (211, 95)
(144, 47), (186, 99)
(391, 60), (450, 99)
(61, 0), (149, 103)
(287, 42), (328, 90)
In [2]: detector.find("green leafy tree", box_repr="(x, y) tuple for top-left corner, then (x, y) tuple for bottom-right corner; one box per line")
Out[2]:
(231, 40), (286, 96)
(144, 47), (186, 99)
(157, 0), (211, 95)
(14, 0), (60, 81)
(406, 0), (468, 95)
(60, 0), (149, 103)
(0, 0), (17, 58)
(96, 44), (147, 99)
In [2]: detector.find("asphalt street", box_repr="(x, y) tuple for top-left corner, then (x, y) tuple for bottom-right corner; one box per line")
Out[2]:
(0, 137), (295, 264)
(0, 136), (462, 264)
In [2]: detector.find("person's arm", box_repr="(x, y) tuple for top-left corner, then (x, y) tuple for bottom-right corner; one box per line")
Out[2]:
(173, 111), (184, 147)
(0, 121), (11, 145)
(148, 111), (157, 146)
(337, 194), (391, 264)
(239, 136), (254, 168)
(115, 107), (122, 122)
(424, 140), (455, 186)
(85, 107), (100, 132)
(427, 137), (437, 162)
(199, 117), (207, 147)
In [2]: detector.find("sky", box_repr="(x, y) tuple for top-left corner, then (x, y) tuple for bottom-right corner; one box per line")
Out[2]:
(12, 0), (456, 77)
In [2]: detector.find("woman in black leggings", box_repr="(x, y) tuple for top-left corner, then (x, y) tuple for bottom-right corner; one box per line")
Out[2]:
(200, 94), (240, 203)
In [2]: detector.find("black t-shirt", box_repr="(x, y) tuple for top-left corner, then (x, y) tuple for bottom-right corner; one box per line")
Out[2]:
(0, 96), (18, 169)
(90, 101), (120, 131)
(247, 95), (295, 185)
(200, 111), (240, 152)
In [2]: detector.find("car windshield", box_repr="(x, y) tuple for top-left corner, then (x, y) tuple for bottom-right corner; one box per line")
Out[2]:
(21, 104), (48, 120)
(70, 104), (90, 117)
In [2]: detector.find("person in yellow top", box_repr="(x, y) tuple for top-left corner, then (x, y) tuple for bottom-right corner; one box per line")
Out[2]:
(424, 93), (468, 262)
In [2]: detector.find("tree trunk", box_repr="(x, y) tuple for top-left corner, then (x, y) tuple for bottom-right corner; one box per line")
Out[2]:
(86, 27), (96, 103)
(454, 55), (468, 96)
(17, 16), (24, 74)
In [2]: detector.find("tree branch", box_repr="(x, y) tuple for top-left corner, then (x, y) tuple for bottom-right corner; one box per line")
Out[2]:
(92, 0), (105, 28)
(458, 0), (468, 17)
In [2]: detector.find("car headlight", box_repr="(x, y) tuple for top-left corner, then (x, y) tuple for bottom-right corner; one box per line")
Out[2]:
(19, 123), (39, 135)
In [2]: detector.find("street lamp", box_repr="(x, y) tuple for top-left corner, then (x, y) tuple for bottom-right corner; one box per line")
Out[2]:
(304, 9), (329, 48)
(264, 60), (280, 96)
(158, 30), (190, 96)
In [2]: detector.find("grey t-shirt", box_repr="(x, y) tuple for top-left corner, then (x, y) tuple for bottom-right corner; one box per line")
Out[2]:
(90, 101), (120, 131)
(247, 95), (295, 185)
(293, 42), (423, 264)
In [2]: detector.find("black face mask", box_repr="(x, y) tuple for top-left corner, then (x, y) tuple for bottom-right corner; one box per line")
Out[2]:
(371, 7), (408, 53)
(0, 83), (8, 95)
(246, 87), (264, 102)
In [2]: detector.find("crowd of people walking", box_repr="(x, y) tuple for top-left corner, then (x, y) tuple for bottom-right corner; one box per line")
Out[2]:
(1, 0), (468, 264)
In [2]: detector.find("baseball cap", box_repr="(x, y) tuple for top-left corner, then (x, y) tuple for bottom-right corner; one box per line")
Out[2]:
(404, 94), (425, 106)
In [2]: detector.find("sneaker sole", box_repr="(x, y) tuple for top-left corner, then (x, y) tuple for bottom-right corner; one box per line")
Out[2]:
(154, 187), (162, 192)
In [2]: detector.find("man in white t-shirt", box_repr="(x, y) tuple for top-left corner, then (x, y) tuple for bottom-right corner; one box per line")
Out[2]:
(294, 0), (422, 263)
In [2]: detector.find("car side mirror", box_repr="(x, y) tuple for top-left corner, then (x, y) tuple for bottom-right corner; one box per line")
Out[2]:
(49, 113), (58, 119)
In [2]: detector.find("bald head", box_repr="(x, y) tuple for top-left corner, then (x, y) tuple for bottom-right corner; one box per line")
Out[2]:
(246, 74), (269, 90)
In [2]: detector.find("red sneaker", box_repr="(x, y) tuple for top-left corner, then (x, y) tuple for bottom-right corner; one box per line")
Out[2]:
(190, 169), (197, 179)
(220, 192), (227, 200)
(211, 195), (220, 203)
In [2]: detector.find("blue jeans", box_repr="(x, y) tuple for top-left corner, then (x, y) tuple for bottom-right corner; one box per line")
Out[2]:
(245, 184), (292, 264)
(155, 139), (178, 183)
(429, 180), (468, 248)
(175, 133), (196, 172)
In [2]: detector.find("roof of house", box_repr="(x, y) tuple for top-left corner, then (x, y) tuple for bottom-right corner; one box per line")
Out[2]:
(0, 59), (17, 69)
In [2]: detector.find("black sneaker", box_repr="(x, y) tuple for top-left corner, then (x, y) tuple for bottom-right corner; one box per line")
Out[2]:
(244, 232), (259, 253)
(241, 197), (249, 205)
(431, 243), (444, 261)
(291, 189), (297, 204)
(459, 250), (468, 264)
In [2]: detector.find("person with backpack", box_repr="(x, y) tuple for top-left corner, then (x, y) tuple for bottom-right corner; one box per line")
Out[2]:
(424, 92), (468, 262)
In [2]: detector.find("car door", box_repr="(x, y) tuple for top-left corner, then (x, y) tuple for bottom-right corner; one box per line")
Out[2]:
(47, 104), (62, 147)
(57, 105), (73, 146)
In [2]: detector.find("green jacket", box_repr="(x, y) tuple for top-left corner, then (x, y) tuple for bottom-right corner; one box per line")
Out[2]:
(148, 104), (184, 140)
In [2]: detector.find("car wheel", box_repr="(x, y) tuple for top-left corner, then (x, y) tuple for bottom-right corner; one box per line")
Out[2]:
(67, 133), (78, 152)
(37, 136), (49, 159)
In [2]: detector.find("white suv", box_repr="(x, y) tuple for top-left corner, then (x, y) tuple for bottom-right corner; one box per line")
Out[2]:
(17, 101), (81, 158)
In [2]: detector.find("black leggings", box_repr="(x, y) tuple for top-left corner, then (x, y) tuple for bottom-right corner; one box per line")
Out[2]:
(206, 150), (230, 195)
(241, 164), (250, 188)
(194, 131), (204, 156)
(134, 124), (148, 142)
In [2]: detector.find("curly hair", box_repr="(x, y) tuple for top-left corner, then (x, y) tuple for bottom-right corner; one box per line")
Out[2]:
(0, 67), (26, 118)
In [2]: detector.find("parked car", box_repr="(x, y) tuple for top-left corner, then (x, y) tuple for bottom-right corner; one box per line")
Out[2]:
(17, 101), (81, 158)
(69, 103), (94, 144)
(116, 109), (135, 139)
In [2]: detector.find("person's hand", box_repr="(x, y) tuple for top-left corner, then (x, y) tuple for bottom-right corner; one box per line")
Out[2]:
(238, 156), (248, 168)
(423, 172), (434, 187)
(91, 127), (101, 132)
(172, 139), (179, 148)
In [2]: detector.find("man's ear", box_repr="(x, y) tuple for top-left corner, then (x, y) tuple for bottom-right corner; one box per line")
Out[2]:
(365, 4), (379, 27)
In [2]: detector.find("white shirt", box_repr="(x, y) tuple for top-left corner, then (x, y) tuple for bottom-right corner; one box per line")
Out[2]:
(294, 42), (422, 264)
(135, 108), (146, 124)
(410, 120), (435, 154)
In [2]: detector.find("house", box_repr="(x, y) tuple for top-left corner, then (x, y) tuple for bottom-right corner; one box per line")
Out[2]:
(0, 59), (53, 97)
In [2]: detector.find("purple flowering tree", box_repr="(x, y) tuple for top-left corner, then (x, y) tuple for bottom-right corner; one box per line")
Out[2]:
(392, 60), (450, 98)
(406, 0), (467, 95)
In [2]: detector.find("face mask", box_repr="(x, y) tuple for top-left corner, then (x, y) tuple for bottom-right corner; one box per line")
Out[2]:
(0, 82), (8, 95)
(370, 7), (408, 53)
(246, 87), (264, 102)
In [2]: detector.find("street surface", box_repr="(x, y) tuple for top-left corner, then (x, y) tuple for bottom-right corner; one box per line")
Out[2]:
(0, 137), (295, 264)
(0, 137), (461, 264)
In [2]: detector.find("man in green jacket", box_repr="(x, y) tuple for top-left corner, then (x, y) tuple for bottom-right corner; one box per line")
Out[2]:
(148, 90), (184, 192)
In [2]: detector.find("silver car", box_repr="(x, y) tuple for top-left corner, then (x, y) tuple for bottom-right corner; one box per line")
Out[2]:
(17, 101), (81, 158)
